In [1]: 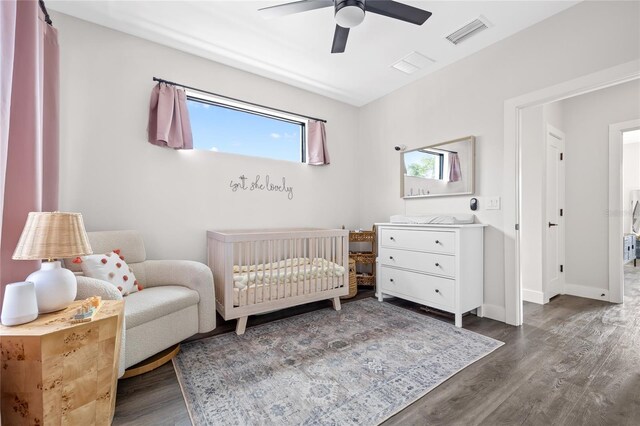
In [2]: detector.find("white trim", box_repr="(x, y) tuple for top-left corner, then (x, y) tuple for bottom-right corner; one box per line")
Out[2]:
(522, 289), (544, 305)
(481, 303), (506, 322)
(504, 60), (640, 326)
(564, 283), (610, 302)
(609, 119), (640, 304)
(185, 89), (309, 124)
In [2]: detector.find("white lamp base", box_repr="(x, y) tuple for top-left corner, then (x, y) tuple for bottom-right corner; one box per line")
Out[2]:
(27, 261), (77, 313)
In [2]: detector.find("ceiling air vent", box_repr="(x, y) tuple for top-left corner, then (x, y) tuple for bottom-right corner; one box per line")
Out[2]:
(446, 17), (489, 45)
(391, 52), (435, 74)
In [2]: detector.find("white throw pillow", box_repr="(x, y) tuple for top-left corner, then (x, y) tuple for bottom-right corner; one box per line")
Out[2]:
(80, 249), (141, 296)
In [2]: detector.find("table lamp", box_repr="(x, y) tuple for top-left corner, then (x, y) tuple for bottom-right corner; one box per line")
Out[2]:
(12, 212), (93, 313)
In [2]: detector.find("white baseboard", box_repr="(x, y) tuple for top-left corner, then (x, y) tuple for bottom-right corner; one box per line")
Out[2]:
(481, 303), (506, 322)
(563, 283), (609, 302)
(522, 288), (545, 304)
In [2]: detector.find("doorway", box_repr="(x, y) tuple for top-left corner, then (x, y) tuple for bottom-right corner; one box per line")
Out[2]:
(503, 60), (640, 326)
(617, 126), (640, 300)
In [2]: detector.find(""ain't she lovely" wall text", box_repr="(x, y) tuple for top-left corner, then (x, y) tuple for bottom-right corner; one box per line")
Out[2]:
(229, 175), (294, 200)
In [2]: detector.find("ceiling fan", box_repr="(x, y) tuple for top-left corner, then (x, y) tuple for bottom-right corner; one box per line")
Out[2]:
(258, 0), (432, 53)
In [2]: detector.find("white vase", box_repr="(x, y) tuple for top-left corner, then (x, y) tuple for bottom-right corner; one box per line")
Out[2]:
(1, 281), (39, 326)
(27, 261), (77, 313)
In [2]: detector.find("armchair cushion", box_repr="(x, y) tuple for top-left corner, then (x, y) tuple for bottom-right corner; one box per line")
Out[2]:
(124, 286), (199, 329)
(143, 260), (215, 333)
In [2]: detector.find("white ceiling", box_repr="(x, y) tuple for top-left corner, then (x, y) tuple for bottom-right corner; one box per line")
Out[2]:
(48, 0), (579, 106)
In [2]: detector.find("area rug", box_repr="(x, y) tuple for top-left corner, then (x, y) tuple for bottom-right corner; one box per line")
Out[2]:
(173, 298), (503, 425)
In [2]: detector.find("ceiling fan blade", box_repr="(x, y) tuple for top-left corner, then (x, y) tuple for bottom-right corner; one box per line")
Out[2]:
(258, 0), (334, 19)
(331, 25), (350, 53)
(365, 0), (432, 25)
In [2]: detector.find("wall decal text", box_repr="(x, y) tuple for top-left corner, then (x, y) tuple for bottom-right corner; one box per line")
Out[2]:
(230, 174), (294, 200)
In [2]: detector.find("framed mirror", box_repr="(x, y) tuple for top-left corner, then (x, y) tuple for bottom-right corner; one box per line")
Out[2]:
(633, 200), (640, 234)
(401, 136), (475, 198)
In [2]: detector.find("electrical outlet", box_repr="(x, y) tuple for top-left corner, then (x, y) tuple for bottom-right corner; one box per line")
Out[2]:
(486, 196), (501, 210)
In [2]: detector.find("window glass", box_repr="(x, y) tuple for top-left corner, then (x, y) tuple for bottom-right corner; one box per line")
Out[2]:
(187, 97), (305, 162)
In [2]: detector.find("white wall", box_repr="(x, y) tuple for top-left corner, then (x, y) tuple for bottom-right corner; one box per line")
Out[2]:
(623, 142), (640, 233)
(357, 1), (640, 318)
(561, 79), (640, 291)
(53, 12), (360, 263)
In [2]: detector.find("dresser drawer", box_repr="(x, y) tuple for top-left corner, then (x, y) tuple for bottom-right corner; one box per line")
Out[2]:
(379, 247), (455, 278)
(379, 228), (455, 254)
(378, 267), (455, 309)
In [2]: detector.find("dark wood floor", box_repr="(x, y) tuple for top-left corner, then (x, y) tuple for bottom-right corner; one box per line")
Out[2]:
(114, 267), (640, 425)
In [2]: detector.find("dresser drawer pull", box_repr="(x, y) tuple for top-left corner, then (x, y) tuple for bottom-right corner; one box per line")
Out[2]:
(390, 236), (395, 241)
(435, 240), (440, 244)
(389, 256), (394, 260)
(435, 262), (440, 267)
(389, 278), (394, 283)
(435, 289), (440, 294)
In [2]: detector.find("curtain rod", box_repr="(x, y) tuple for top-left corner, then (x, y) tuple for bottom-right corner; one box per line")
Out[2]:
(152, 77), (327, 123)
(39, 0), (52, 25)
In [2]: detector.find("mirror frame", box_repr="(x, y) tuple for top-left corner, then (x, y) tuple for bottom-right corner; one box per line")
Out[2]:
(401, 135), (475, 199)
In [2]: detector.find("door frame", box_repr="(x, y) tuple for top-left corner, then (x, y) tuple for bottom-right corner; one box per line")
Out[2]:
(609, 118), (640, 304)
(503, 59), (640, 326)
(544, 124), (566, 302)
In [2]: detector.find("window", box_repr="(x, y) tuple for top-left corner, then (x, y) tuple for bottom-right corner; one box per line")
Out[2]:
(186, 94), (306, 163)
(404, 150), (444, 180)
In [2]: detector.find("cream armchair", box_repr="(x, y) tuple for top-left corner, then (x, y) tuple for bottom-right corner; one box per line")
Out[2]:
(67, 230), (215, 377)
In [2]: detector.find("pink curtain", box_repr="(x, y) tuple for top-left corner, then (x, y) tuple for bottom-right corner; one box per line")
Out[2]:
(0, 0), (59, 307)
(307, 120), (330, 165)
(148, 83), (193, 149)
(448, 153), (462, 182)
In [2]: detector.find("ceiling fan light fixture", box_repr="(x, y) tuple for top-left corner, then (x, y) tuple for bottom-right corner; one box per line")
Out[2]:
(335, 0), (365, 28)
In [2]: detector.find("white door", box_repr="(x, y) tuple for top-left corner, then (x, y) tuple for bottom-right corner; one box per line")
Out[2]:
(545, 125), (565, 301)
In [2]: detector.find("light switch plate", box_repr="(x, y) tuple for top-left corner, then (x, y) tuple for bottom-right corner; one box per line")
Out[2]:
(486, 196), (501, 210)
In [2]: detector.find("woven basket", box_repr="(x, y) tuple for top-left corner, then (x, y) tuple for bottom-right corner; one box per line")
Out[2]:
(349, 231), (375, 243)
(350, 252), (375, 264)
(356, 273), (375, 287)
(341, 259), (358, 299)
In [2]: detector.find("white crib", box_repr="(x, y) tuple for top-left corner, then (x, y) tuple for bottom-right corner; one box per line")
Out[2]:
(207, 228), (349, 335)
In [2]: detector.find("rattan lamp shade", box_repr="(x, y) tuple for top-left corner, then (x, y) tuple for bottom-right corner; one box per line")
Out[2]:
(12, 212), (93, 260)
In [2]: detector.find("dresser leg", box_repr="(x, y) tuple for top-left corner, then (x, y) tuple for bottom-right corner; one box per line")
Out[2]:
(476, 305), (484, 318)
(377, 292), (384, 302)
(455, 313), (462, 328)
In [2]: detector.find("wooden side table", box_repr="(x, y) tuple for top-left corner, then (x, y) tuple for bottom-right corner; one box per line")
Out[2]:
(0, 300), (124, 425)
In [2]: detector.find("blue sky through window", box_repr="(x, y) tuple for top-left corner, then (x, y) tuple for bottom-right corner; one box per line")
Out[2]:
(187, 99), (303, 162)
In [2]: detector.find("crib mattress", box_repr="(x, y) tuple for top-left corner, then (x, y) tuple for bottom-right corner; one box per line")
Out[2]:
(232, 257), (345, 307)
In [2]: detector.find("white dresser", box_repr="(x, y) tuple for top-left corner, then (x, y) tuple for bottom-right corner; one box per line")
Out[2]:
(375, 223), (486, 328)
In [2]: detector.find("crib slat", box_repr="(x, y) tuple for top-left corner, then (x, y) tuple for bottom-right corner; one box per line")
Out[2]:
(254, 241), (258, 306)
(302, 238), (307, 296)
(293, 238), (298, 298)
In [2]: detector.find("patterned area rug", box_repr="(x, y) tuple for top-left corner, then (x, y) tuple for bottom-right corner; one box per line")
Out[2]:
(173, 298), (503, 425)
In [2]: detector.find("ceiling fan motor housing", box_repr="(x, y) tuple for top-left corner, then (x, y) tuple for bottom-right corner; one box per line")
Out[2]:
(335, 0), (365, 28)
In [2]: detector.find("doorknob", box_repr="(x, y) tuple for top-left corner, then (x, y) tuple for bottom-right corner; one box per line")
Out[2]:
(548, 222), (558, 227)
